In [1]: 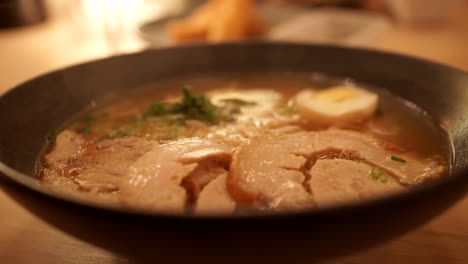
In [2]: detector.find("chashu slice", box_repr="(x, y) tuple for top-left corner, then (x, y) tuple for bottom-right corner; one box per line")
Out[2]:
(228, 132), (315, 211)
(310, 159), (407, 207)
(120, 138), (233, 213)
(42, 130), (88, 192)
(195, 173), (236, 215)
(305, 129), (447, 186)
(229, 129), (447, 210)
(42, 130), (156, 200)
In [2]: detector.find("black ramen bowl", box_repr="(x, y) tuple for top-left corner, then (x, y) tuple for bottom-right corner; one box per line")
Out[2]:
(1, 43), (468, 263)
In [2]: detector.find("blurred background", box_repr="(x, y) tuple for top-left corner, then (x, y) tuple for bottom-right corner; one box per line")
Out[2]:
(0, 0), (467, 94)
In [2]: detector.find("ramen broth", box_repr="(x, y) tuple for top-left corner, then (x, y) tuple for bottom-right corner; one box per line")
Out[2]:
(39, 72), (450, 214)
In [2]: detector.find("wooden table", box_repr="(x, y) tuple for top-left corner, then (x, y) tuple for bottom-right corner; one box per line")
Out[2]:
(1, 3), (468, 264)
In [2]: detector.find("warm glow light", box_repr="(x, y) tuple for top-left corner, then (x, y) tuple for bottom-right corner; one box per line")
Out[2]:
(81, 0), (145, 53)
(78, 0), (187, 53)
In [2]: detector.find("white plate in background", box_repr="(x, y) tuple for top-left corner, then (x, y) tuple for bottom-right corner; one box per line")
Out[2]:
(268, 8), (391, 47)
(139, 3), (391, 48)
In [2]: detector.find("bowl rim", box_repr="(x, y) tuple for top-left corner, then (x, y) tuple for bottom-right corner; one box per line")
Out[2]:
(1, 41), (468, 220)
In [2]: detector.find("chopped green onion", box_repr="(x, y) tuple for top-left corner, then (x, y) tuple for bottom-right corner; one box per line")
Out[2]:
(219, 98), (256, 106)
(369, 167), (383, 180)
(218, 98), (256, 117)
(282, 106), (297, 115)
(142, 85), (236, 124)
(369, 167), (389, 183)
(390, 155), (406, 163)
(380, 175), (388, 183)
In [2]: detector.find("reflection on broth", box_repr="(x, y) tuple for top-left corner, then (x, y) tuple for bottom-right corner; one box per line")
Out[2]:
(38, 72), (450, 215)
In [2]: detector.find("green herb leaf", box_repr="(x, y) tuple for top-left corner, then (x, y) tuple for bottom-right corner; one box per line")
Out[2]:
(369, 166), (383, 180)
(143, 103), (180, 118)
(218, 98), (257, 116)
(282, 106), (297, 115)
(142, 85), (235, 124)
(369, 167), (389, 183)
(390, 155), (406, 163)
(181, 85), (219, 122)
(380, 175), (388, 183)
(219, 98), (256, 106)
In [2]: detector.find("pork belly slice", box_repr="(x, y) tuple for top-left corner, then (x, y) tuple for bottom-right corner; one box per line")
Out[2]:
(228, 129), (446, 210)
(42, 130), (88, 191)
(42, 130), (155, 198)
(44, 130), (87, 165)
(195, 173), (236, 214)
(306, 129), (447, 186)
(310, 159), (407, 207)
(120, 138), (234, 213)
(228, 132), (315, 211)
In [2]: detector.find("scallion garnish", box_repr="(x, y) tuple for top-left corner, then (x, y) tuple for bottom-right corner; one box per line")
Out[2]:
(369, 167), (388, 183)
(380, 175), (388, 183)
(143, 86), (240, 124)
(390, 155), (406, 163)
(282, 106), (297, 115)
(370, 166), (382, 180)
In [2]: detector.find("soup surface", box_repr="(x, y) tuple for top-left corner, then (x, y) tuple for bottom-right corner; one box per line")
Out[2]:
(39, 72), (450, 215)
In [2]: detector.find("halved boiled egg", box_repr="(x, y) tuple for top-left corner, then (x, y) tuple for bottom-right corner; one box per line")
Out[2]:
(294, 85), (378, 126)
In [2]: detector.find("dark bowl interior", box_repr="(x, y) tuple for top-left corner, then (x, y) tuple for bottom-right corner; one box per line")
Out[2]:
(1, 42), (468, 263)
